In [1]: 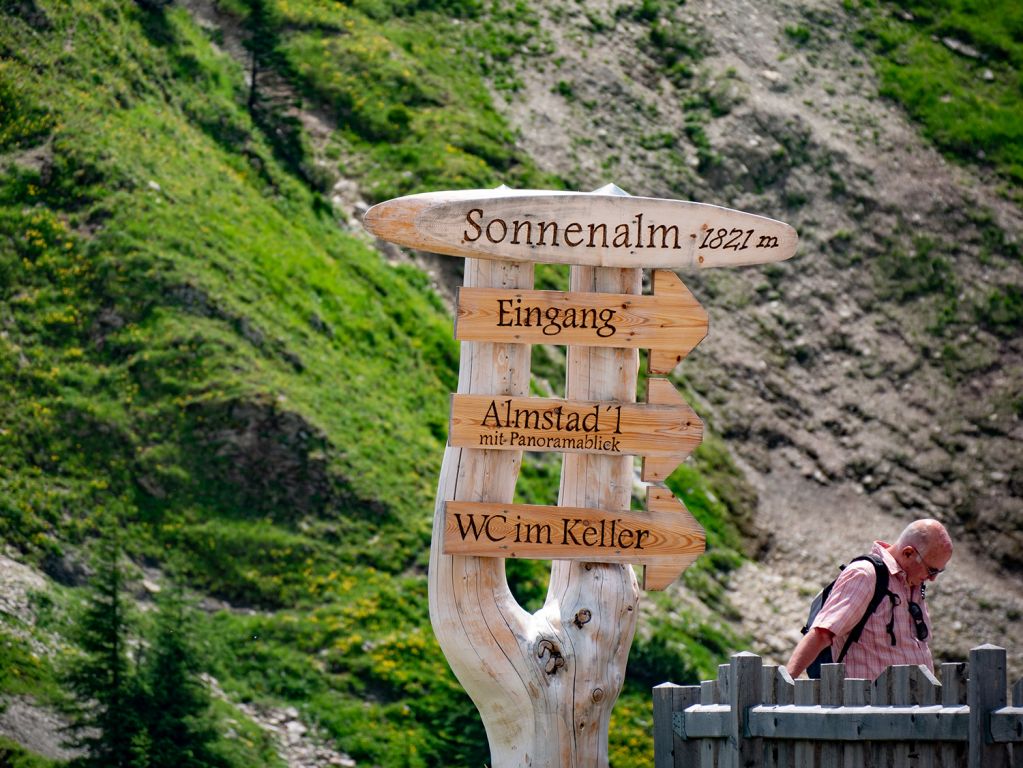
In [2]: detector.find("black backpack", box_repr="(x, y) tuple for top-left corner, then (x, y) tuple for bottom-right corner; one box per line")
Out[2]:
(801, 554), (893, 679)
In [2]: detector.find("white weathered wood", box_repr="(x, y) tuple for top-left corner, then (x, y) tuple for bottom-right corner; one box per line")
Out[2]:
(453, 270), (708, 370)
(427, 257), (641, 767)
(544, 264), (643, 766)
(969, 644), (1009, 768)
(363, 188), (799, 269)
(428, 258), (536, 767)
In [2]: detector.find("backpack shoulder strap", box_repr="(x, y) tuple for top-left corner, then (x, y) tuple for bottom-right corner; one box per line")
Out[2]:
(835, 554), (891, 664)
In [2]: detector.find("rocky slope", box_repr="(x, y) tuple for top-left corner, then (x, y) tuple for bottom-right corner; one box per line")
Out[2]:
(488, 0), (1023, 674)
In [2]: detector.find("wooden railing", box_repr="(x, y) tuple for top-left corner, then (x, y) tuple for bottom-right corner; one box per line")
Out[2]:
(652, 644), (1023, 768)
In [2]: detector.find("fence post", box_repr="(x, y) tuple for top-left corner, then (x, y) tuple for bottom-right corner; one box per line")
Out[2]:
(969, 644), (1009, 768)
(654, 683), (700, 768)
(729, 652), (762, 768)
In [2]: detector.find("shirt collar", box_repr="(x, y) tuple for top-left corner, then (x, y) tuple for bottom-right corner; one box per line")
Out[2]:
(871, 540), (905, 577)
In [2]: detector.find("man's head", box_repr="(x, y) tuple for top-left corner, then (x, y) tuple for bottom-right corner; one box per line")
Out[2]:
(893, 519), (953, 587)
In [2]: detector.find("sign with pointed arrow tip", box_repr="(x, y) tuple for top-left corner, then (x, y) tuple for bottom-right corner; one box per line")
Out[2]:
(443, 486), (704, 591)
(448, 377), (702, 462)
(641, 377), (703, 482)
(638, 486), (705, 590)
(363, 187), (798, 269)
(454, 269), (708, 374)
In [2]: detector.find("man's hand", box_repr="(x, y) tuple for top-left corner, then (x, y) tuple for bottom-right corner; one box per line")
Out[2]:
(785, 627), (835, 679)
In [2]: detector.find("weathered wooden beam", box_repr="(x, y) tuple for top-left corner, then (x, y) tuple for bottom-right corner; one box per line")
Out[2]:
(676, 704), (730, 738)
(746, 704), (969, 741)
(989, 706), (1023, 743)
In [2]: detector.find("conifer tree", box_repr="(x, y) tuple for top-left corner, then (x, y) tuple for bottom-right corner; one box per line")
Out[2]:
(63, 528), (146, 768)
(140, 586), (223, 768)
(243, 0), (280, 112)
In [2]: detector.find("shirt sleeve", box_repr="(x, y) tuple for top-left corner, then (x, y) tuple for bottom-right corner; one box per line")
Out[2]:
(811, 561), (878, 638)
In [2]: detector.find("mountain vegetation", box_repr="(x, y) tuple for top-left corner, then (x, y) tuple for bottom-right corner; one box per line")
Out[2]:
(1, 0), (1020, 766)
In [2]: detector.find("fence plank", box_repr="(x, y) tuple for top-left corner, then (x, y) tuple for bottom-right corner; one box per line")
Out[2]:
(869, 669), (891, 767)
(941, 662), (969, 768)
(731, 653), (763, 768)
(794, 679), (819, 768)
(893, 666), (913, 766)
(702, 679), (721, 768)
(912, 665), (941, 768)
(1010, 678), (1023, 768)
(654, 684), (677, 768)
(969, 645), (1009, 768)
(842, 680), (869, 768)
(776, 667), (795, 768)
(819, 665), (844, 768)
(655, 684), (701, 768)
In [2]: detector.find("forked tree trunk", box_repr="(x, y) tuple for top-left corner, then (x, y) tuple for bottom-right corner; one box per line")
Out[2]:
(428, 257), (642, 767)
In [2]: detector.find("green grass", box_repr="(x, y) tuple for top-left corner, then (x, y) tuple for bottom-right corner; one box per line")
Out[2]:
(854, 0), (1023, 195)
(0, 0), (755, 765)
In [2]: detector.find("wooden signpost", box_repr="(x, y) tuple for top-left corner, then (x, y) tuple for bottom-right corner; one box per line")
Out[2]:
(363, 185), (796, 768)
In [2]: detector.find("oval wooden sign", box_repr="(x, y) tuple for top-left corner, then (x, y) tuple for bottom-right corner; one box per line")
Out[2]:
(363, 188), (798, 268)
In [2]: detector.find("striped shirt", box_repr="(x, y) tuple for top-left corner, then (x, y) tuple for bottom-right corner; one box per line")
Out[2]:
(811, 541), (933, 680)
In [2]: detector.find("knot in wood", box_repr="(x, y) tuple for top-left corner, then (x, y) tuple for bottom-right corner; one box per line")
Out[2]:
(573, 609), (592, 628)
(535, 638), (565, 675)
(591, 687), (604, 703)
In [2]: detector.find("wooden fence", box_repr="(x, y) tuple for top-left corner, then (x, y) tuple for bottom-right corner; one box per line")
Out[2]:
(653, 644), (1023, 768)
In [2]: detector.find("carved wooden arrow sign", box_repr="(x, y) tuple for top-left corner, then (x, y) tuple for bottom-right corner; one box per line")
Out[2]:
(449, 377), (702, 463)
(443, 485), (704, 590)
(455, 269), (708, 374)
(363, 187), (798, 269)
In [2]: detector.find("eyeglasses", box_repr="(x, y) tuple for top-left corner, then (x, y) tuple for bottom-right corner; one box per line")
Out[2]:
(913, 550), (945, 579)
(907, 601), (929, 641)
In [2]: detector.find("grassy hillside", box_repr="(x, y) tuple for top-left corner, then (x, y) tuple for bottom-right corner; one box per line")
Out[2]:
(856, 0), (1023, 198)
(0, 1), (749, 766)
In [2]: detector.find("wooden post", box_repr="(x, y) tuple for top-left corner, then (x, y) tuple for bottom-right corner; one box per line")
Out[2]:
(428, 258), (540, 766)
(775, 667), (794, 768)
(730, 653), (762, 768)
(654, 683), (700, 768)
(969, 644), (1009, 768)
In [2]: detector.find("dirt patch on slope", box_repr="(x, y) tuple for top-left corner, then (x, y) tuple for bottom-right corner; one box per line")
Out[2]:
(491, 0), (1023, 674)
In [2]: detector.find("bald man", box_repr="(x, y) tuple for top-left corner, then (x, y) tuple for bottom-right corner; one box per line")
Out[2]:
(786, 519), (953, 681)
